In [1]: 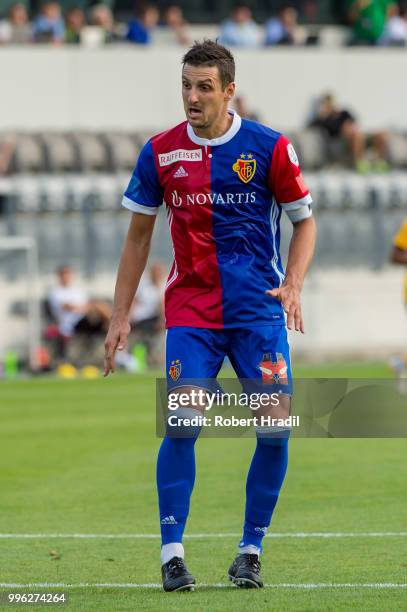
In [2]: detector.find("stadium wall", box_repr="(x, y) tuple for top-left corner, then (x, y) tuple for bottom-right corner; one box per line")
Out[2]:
(1, 47), (406, 132)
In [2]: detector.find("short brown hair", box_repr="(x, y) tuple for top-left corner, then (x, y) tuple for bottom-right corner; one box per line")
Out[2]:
(182, 39), (235, 89)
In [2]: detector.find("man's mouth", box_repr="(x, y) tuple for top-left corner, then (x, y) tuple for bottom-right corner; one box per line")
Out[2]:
(188, 107), (203, 119)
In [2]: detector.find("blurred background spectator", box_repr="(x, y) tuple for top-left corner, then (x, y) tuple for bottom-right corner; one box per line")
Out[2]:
(0, 134), (16, 175)
(32, 1), (65, 44)
(0, 3), (31, 44)
(130, 261), (165, 333)
(219, 3), (260, 47)
(129, 261), (166, 365)
(161, 4), (191, 45)
(379, 2), (407, 44)
(126, 2), (159, 44)
(64, 6), (85, 44)
(265, 3), (304, 45)
(347, 0), (397, 45)
(89, 3), (119, 43)
(0, 134), (15, 217)
(1, 1), (407, 48)
(233, 95), (260, 121)
(309, 93), (389, 172)
(47, 265), (112, 359)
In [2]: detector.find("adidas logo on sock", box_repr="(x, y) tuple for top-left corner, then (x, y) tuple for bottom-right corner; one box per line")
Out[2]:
(173, 166), (188, 178)
(161, 515), (178, 525)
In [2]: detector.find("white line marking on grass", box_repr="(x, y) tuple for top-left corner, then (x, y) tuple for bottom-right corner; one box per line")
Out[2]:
(0, 532), (407, 539)
(0, 583), (406, 590)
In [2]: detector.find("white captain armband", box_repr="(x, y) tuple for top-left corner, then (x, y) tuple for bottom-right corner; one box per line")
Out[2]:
(284, 203), (312, 223)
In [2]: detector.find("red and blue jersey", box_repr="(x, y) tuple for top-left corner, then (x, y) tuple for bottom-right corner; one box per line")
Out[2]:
(122, 111), (312, 329)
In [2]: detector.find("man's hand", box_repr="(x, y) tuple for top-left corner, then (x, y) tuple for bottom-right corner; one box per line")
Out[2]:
(104, 318), (131, 377)
(266, 283), (304, 333)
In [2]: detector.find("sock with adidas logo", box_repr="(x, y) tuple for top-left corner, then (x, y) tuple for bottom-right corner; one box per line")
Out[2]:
(157, 433), (198, 549)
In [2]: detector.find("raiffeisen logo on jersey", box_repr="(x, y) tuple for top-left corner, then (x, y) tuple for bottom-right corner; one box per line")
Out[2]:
(170, 190), (257, 207)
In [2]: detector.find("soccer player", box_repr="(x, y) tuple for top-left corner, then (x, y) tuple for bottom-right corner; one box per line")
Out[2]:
(391, 218), (407, 294)
(104, 40), (316, 591)
(390, 218), (407, 376)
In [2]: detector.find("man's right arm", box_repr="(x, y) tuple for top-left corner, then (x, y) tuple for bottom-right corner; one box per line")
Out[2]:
(104, 212), (156, 376)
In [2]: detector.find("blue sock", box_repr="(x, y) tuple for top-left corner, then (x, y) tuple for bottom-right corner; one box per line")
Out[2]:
(156, 431), (197, 545)
(240, 436), (289, 552)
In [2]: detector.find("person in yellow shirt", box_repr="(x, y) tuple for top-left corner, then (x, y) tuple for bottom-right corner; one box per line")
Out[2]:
(392, 218), (407, 304)
(390, 219), (407, 379)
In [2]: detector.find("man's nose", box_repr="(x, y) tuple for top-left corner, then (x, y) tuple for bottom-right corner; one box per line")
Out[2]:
(188, 89), (199, 105)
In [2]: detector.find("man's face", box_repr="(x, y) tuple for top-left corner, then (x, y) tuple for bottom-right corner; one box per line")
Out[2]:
(43, 3), (60, 20)
(10, 4), (28, 25)
(281, 7), (297, 28)
(182, 64), (235, 130)
(234, 6), (251, 24)
(143, 7), (159, 28)
(67, 9), (84, 30)
(58, 267), (73, 287)
(320, 96), (335, 117)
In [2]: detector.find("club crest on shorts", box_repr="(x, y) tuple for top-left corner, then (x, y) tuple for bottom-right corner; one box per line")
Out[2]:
(169, 359), (182, 381)
(258, 353), (288, 384)
(232, 153), (256, 184)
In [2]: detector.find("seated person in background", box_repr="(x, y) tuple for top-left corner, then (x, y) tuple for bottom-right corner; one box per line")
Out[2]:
(48, 265), (112, 357)
(161, 4), (191, 46)
(65, 6), (85, 44)
(33, 1), (65, 44)
(129, 261), (166, 366)
(130, 261), (166, 334)
(89, 4), (119, 44)
(126, 2), (159, 45)
(0, 133), (16, 175)
(379, 3), (407, 45)
(219, 3), (260, 48)
(233, 95), (260, 122)
(0, 133), (16, 216)
(309, 93), (388, 173)
(265, 4), (304, 45)
(0, 3), (32, 44)
(347, 0), (396, 45)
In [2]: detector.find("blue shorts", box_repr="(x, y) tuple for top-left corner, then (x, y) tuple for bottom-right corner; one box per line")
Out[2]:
(166, 325), (292, 394)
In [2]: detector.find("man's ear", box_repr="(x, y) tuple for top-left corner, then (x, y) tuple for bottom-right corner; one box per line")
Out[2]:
(225, 82), (236, 101)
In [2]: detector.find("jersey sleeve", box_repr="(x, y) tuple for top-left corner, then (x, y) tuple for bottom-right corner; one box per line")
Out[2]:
(122, 140), (164, 215)
(268, 135), (312, 218)
(393, 219), (407, 251)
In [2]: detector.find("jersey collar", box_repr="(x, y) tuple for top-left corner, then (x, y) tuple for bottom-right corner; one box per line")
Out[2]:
(187, 110), (242, 147)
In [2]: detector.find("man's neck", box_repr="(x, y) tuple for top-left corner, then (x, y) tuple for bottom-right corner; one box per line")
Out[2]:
(192, 110), (234, 141)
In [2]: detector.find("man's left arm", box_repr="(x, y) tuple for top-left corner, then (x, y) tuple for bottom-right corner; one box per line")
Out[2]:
(266, 216), (316, 333)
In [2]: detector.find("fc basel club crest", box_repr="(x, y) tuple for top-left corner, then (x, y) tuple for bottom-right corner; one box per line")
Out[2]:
(169, 359), (181, 381)
(232, 153), (257, 184)
(258, 353), (288, 385)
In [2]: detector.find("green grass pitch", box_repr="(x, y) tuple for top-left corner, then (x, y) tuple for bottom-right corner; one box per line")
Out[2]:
(0, 361), (406, 610)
